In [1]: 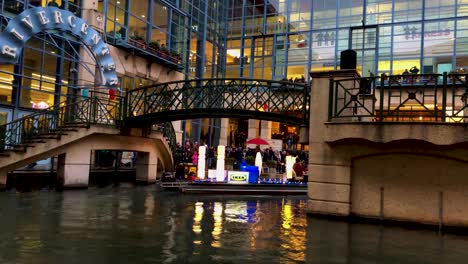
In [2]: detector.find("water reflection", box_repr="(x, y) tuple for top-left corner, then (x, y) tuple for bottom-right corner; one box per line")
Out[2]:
(0, 187), (468, 263)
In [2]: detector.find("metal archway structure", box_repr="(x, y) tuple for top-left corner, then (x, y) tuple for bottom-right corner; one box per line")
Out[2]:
(0, 6), (118, 88)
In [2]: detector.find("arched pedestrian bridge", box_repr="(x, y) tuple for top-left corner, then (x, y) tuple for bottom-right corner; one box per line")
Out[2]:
(0, 79), (310, 189)
(125, 79), (310, 126)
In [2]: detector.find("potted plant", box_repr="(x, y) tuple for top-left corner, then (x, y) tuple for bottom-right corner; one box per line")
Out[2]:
(159, 44), (170, 58)
(148, 40), (160, 52)
(170, 51), (181, 63)
(225, 157), (235, 171)
(245, 155), (255, 166)
(266, 160), (278, 179)
(130, 31), (146, 49)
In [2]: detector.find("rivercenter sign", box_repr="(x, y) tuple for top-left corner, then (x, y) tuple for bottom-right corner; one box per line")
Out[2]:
(0, 6), (117, 88)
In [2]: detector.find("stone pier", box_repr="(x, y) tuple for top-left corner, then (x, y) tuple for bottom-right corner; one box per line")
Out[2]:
(308, 70), (468, 227)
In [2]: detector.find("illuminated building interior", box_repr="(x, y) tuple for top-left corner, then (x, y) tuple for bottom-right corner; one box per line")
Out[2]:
(0, 0), (465, 147)
(224, 0), (468, 146)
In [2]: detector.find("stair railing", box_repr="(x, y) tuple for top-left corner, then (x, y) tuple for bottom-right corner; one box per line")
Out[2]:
(0, 91), (123, 152)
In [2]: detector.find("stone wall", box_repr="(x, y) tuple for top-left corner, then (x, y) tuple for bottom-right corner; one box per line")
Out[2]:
(307, 70), (468, 227)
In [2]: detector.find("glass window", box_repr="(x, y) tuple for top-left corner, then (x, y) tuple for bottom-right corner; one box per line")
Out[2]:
(338, 0), (363, 27)
(287, 34), (309, 65)
(394, 0), (422, 23)
(313, 0), (337, 30)
(392, 23), (422, 74)
(366, 0), (392, 25)
(0, 65), (14, 104)
(129, 12), (148, 45)
(3, 0), (25, 13)
(311, 30), (335, 72)
(425, 0), (455, 20)
(456, 19), (468, 72)
(377, 26), (392, 75)
(288, 0), (312, 32)
(458, 0), (468, 17)
(423, 21), (454, 74)
(151, 0), (169, 45)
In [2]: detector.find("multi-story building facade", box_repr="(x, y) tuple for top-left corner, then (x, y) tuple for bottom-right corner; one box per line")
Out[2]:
(1, 0), (464, 151)
(223, 0), (468, 148)
(0, 0), (228, 146)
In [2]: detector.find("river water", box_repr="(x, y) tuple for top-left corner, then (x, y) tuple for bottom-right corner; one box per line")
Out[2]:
(0, 185), (468, 263)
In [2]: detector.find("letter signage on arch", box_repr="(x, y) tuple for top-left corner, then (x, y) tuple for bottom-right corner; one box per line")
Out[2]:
(0, 7), (118, 88)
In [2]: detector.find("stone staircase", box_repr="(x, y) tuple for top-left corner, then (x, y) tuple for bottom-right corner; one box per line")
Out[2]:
(0, 94), (122, 172)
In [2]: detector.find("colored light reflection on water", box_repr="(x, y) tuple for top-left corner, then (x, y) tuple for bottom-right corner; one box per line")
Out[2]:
(0, 185), (468, 263)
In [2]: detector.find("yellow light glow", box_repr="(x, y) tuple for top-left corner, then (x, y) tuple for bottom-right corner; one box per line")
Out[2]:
(211, 202), (223, 248)
(193, 202), (204, 235)
(0, 77), (13, 82)
(216, 145), (225, 182)
(282, 204), (292, 230)
(31, 73), (68, 84)
(197, 146), (206, 179)
(285, 156), (294, 179)
(226, 49), (241, 58)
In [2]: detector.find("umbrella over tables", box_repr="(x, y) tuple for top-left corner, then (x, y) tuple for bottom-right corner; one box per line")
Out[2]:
(246, 137), (269, 145)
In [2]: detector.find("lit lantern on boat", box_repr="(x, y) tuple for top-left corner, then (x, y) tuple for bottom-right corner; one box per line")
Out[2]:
(285, 155), (294, 179)
(197, 145), (206, 179)
(216, 145), (225, 182)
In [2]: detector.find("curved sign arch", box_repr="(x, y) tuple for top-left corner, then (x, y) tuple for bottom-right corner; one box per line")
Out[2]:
(0, 6), (117, 87)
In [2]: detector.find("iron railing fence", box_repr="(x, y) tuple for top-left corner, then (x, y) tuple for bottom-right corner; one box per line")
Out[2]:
(329, 73), (468, 123)
(154, 122), (177, 156)
(0, 78), (310, 159)
(0, 91), (123, 152)
(126, 78), (310, 126)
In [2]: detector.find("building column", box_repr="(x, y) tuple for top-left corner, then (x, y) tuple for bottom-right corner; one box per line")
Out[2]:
(135, 152), (157, 184)
(307, 72), (354, 218)
(0, 168), (7, 190)
(260, 121), (272, 140)
(247, 119), (258, 139)
(219, 118), (229, 147)
(57, 148), (91, 189)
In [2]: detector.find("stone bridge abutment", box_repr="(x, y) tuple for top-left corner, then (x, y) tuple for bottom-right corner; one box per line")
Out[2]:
(308, 70), (468, 227)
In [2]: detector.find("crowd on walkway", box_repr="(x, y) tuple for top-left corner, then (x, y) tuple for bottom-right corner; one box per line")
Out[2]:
(174, 140), (309, 174)
(280, 75), (306, 83)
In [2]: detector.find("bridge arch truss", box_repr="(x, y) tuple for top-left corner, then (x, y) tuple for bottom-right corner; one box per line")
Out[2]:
(125, 79), (310, 126)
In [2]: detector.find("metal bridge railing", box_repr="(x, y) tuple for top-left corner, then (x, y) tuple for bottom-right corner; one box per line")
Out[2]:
(126, 78), (310, 125)
(154, 122), (177, 156)
(0, 89), (179, 165)
(329, 73), (468, 123)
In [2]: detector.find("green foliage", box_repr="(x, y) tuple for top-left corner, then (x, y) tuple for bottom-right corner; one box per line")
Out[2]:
(245, 155), (255, 165)
(266, 160), (277, 168)
(131, 31), (144, 41)
(225, 157), (236, 165)
(148, 40), (160, 49)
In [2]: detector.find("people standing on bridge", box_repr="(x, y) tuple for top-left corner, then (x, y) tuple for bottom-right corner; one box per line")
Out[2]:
(410, 66), (419, 75)
(402, 69), (410, 82)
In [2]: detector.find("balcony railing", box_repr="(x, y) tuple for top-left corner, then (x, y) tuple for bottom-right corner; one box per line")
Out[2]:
(329, 73), (468, 123)
(107, 34), (183, 70)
